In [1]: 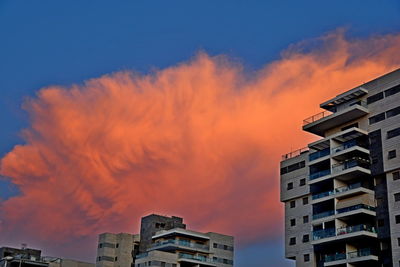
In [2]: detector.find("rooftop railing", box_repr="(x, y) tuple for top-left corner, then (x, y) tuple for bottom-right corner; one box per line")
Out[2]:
(303, 111), (332, 126)
(282, 147), (309, 160)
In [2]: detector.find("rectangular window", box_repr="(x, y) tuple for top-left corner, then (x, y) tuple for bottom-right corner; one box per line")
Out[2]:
(384, 84), (400, 97)
(389, 150), (397, 159)
(369, 112), (386, 124)
(395, 193), (400, 202)
(290, 200), (296, 208)
(378, 219), (385, 227)
(393, 171), (400, 181)
(303, 215), (309, 224)
(396, 215), (400, 224)
(290, 219), (296, 226)
(303, 197), (308, 205)
(388, 127), (400, 139)
(386, 106), (400, 119)
(300, 178), (306, 186)
(304, 254), (310, 262)
(287, 182), (293, 190)
(302, 235), (309, 243)
(367, 92), (384, 104)
(398, 238), (400, 246)
(289, 237), (296, 245)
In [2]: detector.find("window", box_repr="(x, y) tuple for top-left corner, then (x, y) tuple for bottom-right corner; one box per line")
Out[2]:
(385, 84), (400, 97)
(367, 92), (384, 104)
(396, 215), (400, 224)
(378, 219), (385, 227)
(115, 257), (118, 262)
(304, 254), (310, 262)
(398, 238), (400, 246)
(393, 171), (400, 181)
(369, 112), (386, 124)
(213, 243), (217, 248)
(290, 219), (296, 226)
(287, 182), (293, 190)
(388, 127), (400, 139)
(386, 106), (400, 119)
(289, 237), (296, 245)
(389, 150), (397, 159)
(116, 243), (119, 248)
(290, 200), (296, 208)
(303, 215), (309, 224)
(395, 193), (400, 202)
(302, 234), (309, 243)
(303, 197), (308, 205)
(300, 178), (306, 186)
(281, 161), (306, 175)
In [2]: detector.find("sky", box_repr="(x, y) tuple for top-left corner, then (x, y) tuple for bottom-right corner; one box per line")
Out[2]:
(1, 1), (400, 266)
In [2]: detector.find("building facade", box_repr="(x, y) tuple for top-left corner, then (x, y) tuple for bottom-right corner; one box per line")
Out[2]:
(281, 68), (400, 266)
(96, 215), (234, 267)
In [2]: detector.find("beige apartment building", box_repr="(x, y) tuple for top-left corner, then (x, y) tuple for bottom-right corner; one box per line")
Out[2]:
(96, 215), (234, 267)
(281, 68), (400, 266)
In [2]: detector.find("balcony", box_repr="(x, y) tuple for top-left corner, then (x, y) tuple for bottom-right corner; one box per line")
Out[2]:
(331, 140), (369, 161)
(312, 224), (377, 245)
(303, 102), (369, 136)
(331, 158), (370, 180)
(178, 253), (216, 266)
(151, 239), (209, 252)
(309, 148), (330, 162)
(312, 205), (375, 222)
(312, 183), (374, 203)
(309, 169), (331, 180)
(324, 248), (378, 266)
(313, 210), (335, 220)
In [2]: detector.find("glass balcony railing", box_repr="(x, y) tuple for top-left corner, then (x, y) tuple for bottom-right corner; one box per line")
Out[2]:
(313, 210), (335, 220)
(153, 239), (209, 250)
(309, 169), (331, 180)
(337, 204), (375, 214)
(332, 158), (370, 174)
(332, 140), (362, 154)
(336, 224), (376, 236)
(178, 253), (214, 263)
(309, 148), (330, 161)
(135, 253), (148, 259)
(313, 228), (336, 240)
(313, 224), (376, 241)
(312, 182), (362, 200)
(324, 248), (375, 263)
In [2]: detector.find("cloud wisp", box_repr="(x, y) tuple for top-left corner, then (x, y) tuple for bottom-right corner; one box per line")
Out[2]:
(1, 30), (400, 259)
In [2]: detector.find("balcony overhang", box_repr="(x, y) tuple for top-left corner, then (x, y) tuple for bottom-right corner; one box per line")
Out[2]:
(321, 87), (368, 111)
(331, 166), (371, 181)
(303, 105), (369, 137)
(153, 229), (209, 240)
(312, 231), (377, 245)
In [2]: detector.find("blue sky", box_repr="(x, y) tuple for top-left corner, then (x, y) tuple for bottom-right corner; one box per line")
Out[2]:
(1, 0), (400, 266)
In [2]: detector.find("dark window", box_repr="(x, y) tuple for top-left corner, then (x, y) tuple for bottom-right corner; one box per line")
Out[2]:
(396, 215), (400, 224)
(386, 106), (400, 118)
(287, 182), (293, 190)
(115, 257), (117, 262)
(389, 150), (397, 159)
(213, 243), (217, 248)
(304, 254), (310, 262)
(393, 171), (400, 181)
(369, 112), (386, 124)
(116, 243), (119, 248)
(303, 197), (308, 205)
(300, 178), (306, 186)
(398, 238), (400, 246)
(367, 92), (384, 104)
(384, 84), (400, 97)
(302, 235), (309, 243)
(303, 215), (309, 223)
(388, 127), (400, 139)
(290, 219), (296, 226)
(395, 193), (400, 202)
(378, 219), (385, 227)
(289, 237), (296, 245)
(290, 200), (295, 208)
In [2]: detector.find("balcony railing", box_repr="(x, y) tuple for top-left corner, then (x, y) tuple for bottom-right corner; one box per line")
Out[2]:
(309, 169), (331, 180)
(312, 204), (375, 221)
(303, 111), (332, 126)
(313, 224), (376, 241)
(309, 148), (330, 161)
(312, 182), (362, 200)
(332, 158), (370, 174)
(282, 147), (309, 160)
(153, 239), (209, 250)
(135, 253), (148, 259)
(313, 210), (335, 220)
(324, 248), (375, 263)
(178, 253), (214, 263)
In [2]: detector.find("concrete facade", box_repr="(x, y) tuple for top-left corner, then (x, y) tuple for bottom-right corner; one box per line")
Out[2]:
(280, 68), (400, 266)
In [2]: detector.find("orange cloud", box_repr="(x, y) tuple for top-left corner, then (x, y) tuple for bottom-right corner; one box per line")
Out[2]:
(1, 29), (400, 259)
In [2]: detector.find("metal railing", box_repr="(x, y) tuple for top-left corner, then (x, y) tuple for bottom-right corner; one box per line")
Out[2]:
(282, 147), (309, 160)
(153, 239), (209, 250)
(313, 210), (335, 220)
(324, 248), (374, 263)
(309, 148), (330, 161)
(313, 224), (376, 241)
(312, 228), (336, 240)
(135, 253), (148, 259)
(331, 140), (368, 154)
(309, 169), (331, 180)
(178, 253), (214, 263)
(312, 182), (362, 200)
(312, 204), (375, 221)
(303, 111), (332, 126)
(332, 158), (370, 173)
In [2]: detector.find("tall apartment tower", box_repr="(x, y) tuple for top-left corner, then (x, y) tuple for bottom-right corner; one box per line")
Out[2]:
(280, 68), (400, 266)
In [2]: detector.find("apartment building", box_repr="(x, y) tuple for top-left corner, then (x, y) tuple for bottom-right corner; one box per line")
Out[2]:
(280, 68), (400, 266)
(96, 215), (234, 267)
